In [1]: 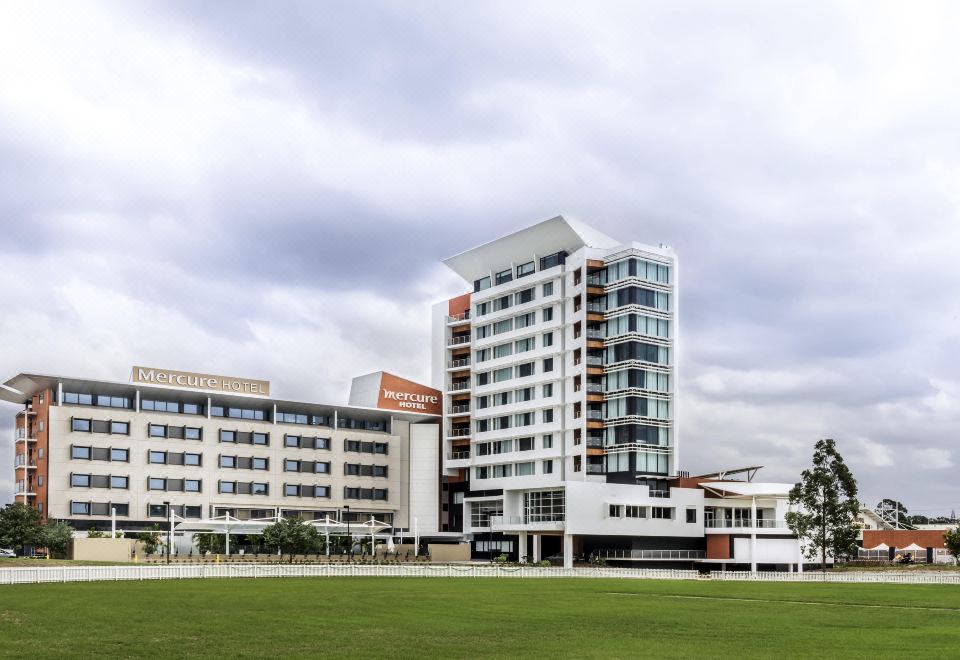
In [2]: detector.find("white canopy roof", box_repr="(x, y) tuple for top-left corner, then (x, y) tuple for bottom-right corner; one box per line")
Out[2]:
(901, 543), (925, 552)
(699, 482), (793, 498)
(173, 514), (279, 535)
(867, 542), (889, 550)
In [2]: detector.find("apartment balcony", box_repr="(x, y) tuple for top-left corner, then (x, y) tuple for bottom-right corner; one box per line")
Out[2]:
(448, 358), (471, 369)
(448, 381), (470, 392)
(585, 464), (606, 475)
(649, 489), (671, 498)
(448, 335), (471, 347)
(585, 437), (604, 448)
(594, 549), (705, 562)
(585, 383), (603, 393)
(449, 404), (470, 415)
(447, 428), (471, 438)
(586, 275), (603, 286)
(586, 302), (605, 313)
(490, 515), (565, 532)
(14, 455), (37, 470)
(586, 329), (604, 339)
(447, 311), (471, 325)
(585, 356), (603, 366)
(704, 519), (787, 533)
(586, 410), (604, 420)
(15, 429), (37, 444)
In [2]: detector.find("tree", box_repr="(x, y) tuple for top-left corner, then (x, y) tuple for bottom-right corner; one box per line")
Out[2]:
(41, 521), (74, 559)
(944, 526), (960, 564)
(194, 532), (240, 555)
(137, 525), (163, 555)
(786, 438), (860, 571)
(261, 517), (320, 563)
(0, 503), (43, 555)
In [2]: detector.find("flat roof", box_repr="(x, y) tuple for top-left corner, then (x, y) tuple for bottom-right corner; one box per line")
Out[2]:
(0, 372), (440, 422)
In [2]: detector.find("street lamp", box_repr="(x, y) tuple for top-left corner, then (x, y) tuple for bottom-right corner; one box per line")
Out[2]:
(343, 505), (351, 563)
(163, 500), (171, 565)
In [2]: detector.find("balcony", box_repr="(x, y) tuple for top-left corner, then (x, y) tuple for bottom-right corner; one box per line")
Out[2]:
(586, 410), (603, 420)
(586, 329), (604, 339)
(586, 302), (605, 313)
(447, 311), (470, 324)
(704, 519), (787, 531)
(448, 428), (471, 437)
(586, 464), (606, 474)
(586, 437), (604, 448)
(447, 450), (471, 461)
(14, 455), (36, 469)
(586, 275), (603, 286)
(649, 489), (670, 498)
(448, 358), (471, 369)
(586, 383), (603, 393)
(15, 429), (37, 443)
(594, 549), (705, 561)
(490, 515), (565, 531)
(449, 335), (471, 346)
(585, 356), (603, 366)
(449, 404), (470, 415)
(448, 382), (470, 392)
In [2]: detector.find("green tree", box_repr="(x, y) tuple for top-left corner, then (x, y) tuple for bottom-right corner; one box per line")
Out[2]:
(944, 526), (960, 564)
(261, 517), (320, 563)
(137, 525), (163, 555)
(41, 521), (74, 559)
(194, 532), (240, 555)
(0, 503), (43, 555)
(786, 438), (860, 571)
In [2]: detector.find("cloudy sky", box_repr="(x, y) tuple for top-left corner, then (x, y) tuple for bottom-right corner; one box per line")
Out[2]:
(1, 1), (958, 515)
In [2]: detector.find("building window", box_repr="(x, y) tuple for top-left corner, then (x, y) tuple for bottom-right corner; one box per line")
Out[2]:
(220, 455), (236, 468)
(184, 453), (201, 466)
(185, 479), (201, 493)
(71, 446), (91, 460)
(495, 268), (512, 286)
(315, 485), (330, 498)
(149, 451), (167, 465)
(219, 430), (237, 443)
(252, 457), (268, 470)
(149, 424), (167, 438)
(72, 418), (92, 432)
(542, 307), (554, 322)
(148, 478), (166, 490)
(542, 459), (553, 474)
(71, 501), (90, 515)
(515, 462), (534, 476)
(542, 409), (554, 423)
(542, 434), (553, 449)
(609, 504), (622, 517)
(516, 288), (534, 304)
(219, 481), (236, 494)
(626, 505), (646, 519)
(252, 433), (269, 446)
(651, 507), (673, 520)
(516, 261), (535, 278)
(284, 484), (299, 496)
(543, 281), (554, 297)
(109, 421), (128, 435)
(111, 448), (129, 462)
(543, 383), (553, 398)
(474, 275), (491, 292)
(252, 483), (268, 495)
(71, 473), (90, 487)
(543, 358), (554, 373)
(543, 332), (554, 348)
(517, 363), (534, 378)
(686, 509), (697, 524)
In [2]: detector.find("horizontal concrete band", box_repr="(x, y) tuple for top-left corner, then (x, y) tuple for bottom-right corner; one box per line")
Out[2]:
(2, 565), (959, 585)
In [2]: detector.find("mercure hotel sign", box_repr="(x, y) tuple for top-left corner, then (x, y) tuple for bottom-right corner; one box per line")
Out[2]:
(132, 366), (270, 397)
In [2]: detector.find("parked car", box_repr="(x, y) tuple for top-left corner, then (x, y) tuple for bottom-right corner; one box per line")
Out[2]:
(0, 548), (16, 558)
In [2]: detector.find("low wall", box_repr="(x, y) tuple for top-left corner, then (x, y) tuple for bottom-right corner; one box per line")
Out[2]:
(427, 543), (471, 563)
(71, 538), (140, 562)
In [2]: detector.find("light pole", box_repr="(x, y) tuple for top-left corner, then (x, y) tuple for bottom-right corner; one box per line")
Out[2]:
(343, 505), (351, 563)
(163, 501), (171, 565)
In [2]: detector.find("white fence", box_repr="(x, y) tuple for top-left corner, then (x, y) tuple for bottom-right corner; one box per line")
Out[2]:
(2, 564), (960, 585)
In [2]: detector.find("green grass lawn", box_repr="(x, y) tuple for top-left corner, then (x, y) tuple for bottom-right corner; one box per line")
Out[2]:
(1, 577), (959, 658)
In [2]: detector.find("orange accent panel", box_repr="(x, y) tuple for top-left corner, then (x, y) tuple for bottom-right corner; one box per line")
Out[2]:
(706, 534), (731, 560)
(863, 530), (946, 549)
(376, 373), (442, 416)
(448, 293), (471, 317)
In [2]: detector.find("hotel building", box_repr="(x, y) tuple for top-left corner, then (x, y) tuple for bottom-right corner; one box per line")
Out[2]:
(432, 216), (802, 569)
(3, 368), (441, 535)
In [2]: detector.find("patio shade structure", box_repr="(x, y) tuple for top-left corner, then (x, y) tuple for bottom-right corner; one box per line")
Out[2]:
(354, 516), (393, 555)
(305, 517), (349, 557)
(173, 514), (280, 555)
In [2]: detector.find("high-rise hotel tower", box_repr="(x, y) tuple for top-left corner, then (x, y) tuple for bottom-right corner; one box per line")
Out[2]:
(432, 216), (678, 560)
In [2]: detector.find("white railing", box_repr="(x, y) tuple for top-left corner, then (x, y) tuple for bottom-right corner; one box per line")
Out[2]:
(447, 451), (470, 460)
(448, 358), (470, 368)
(596, 549), (705, 561)
(448, 382), (470, 391)
(449, 405), (470, 414)
(449, 336), (471, 345)
(447, 312), (470, 322)
(3, 564), (960, 585)
(704, 519), (787, 529)
(649, 490), (671, 498)
(448, 428), (470, 437)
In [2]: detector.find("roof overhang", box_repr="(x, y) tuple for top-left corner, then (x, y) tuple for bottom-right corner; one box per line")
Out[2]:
(699, 482), (793, 498)
(442, 215), (620, 282)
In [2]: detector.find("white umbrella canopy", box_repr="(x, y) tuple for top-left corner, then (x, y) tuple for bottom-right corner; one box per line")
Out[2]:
(868, 542), (890, 550)
(901, 543), (925, 552)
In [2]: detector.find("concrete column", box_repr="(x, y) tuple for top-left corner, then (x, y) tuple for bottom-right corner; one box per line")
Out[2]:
(532, 535), (541, 562)
(563, 534), (573, 569)
(750, 496), (757, 573)
(518, 532), (528, 563)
